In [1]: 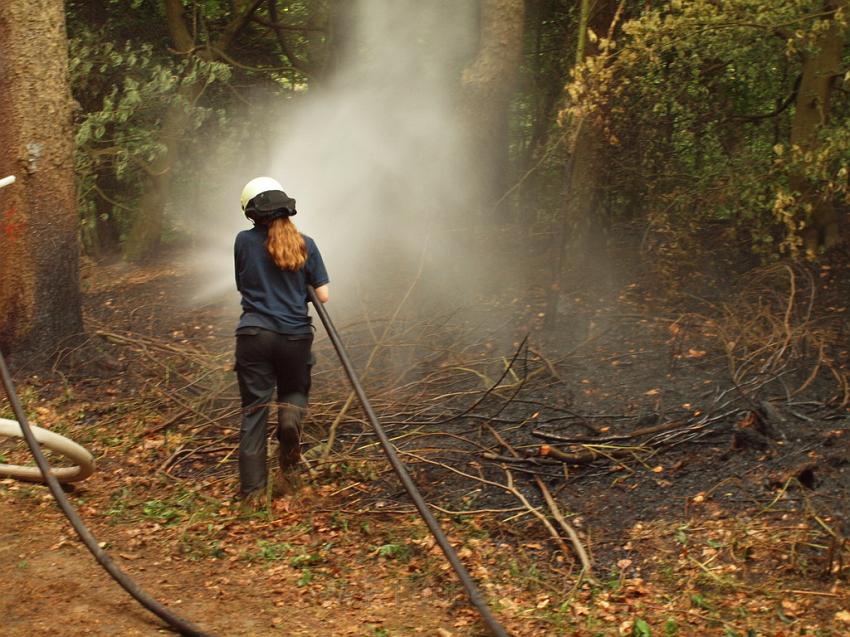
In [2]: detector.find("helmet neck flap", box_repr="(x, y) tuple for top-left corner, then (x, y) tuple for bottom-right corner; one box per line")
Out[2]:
(241, 177), (297, 224)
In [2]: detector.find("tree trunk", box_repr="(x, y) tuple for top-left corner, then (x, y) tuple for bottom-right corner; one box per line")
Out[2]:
(92, 173), (123, 257)
(322, 0), (357, 80)
(544, 0), (620, 330)
(461, 0), (525, 220)
(790, 0), (847, 254)
(517, 0), (573, 222)
(121, 0), (265, 261)
(561, 0), (620, 260)
(122, 97), (189, 261)
(0, 0), (83, 357)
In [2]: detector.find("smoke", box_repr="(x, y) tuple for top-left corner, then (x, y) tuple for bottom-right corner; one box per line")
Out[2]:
(186, 0), (480, 317)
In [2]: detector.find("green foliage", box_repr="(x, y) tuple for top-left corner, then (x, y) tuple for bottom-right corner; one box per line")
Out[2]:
(689, 592), (712, 610)
(255, 540), (293, 561)
(65, 0), (322, 258)
(375, 542), (411, 561)
(296, 567), (314, 587)
(291, 545), (326, 587)
(633, 618), (652, 637)
(142, 497), (182, 523)
(290, 550), (322, 567)
(70, 28), (231, 252)
(106, 486), (133, 520)
(563, 0), (850, 259)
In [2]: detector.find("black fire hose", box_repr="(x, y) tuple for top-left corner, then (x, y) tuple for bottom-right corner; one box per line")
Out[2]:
(0, 351), (216, 637)
(308, 286), (510, 637)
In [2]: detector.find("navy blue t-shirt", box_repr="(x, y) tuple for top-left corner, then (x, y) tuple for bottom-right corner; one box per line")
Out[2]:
(234, 226), (329, 335)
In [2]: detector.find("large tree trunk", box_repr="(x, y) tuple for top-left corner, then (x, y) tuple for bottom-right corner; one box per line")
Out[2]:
(461, 0), (525, 220)
(790, 0), (847, 255)
(0, 0), (83, 356)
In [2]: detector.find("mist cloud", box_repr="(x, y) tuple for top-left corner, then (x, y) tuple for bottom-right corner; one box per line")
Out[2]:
(188, 0), (479, 315)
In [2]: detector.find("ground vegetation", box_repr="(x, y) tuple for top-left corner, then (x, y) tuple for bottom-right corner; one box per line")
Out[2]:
(2, 1), (850, 635)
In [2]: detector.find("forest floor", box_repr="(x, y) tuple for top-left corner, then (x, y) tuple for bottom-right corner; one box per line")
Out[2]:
(2, 237), (850, 636)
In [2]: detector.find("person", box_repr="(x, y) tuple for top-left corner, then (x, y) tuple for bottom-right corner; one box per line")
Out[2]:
(233, 176), (329, 504)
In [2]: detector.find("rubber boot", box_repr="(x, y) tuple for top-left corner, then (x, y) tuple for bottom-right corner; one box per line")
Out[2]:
(238, 488), (267, 515)
(277, 404), (305, 472)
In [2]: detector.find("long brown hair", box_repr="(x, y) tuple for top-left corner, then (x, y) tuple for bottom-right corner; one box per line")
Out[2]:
(265, 217), (307, 270)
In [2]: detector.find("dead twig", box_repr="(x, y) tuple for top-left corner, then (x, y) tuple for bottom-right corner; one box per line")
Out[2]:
(485, 424), (597, 583)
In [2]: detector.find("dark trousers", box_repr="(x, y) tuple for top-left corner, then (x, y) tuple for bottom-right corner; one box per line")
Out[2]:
(235, 328), (313, 495)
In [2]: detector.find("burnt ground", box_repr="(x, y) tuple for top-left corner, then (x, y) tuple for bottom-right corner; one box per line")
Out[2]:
(2, 236), (850, 636)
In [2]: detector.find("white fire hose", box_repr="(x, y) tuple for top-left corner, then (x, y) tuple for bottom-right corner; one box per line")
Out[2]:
(0, 418), (95, 483)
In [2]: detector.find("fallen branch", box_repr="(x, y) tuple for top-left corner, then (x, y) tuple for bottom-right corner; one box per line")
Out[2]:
(485, 424), (596, 583)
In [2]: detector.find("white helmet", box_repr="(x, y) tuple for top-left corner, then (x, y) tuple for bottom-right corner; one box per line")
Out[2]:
(240, 176), (284, 211)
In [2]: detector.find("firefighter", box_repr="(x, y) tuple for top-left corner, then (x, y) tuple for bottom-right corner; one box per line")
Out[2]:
(234, 177), (329, 504)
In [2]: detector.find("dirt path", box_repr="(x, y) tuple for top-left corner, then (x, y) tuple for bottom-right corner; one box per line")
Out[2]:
(0, 492), (470, 636)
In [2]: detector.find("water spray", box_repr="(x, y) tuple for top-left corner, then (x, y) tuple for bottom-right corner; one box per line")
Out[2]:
(308, 285), (511, 637)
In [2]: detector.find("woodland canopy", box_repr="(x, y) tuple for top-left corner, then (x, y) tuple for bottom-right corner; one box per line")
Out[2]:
(61, 0), (850, 260)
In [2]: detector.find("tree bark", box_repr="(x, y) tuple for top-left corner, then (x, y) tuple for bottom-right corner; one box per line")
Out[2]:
(543, 0), (621, 329)
(122, 97), (187, 261)
(561, 0), (620, 259)
(461, 0), (526, 220)
(789, 1), (847, 254)
(0, 0), (83, 356)
(516, 0), (573, 218)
